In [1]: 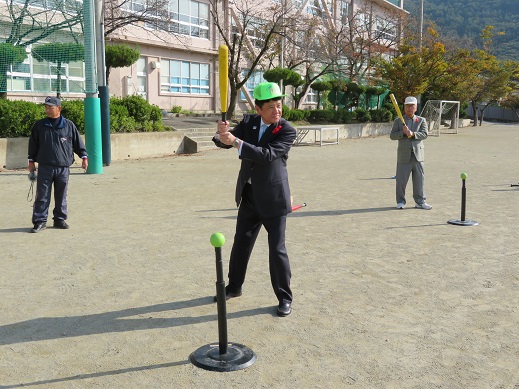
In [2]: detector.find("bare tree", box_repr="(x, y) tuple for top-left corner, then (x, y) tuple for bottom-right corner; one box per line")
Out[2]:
(1, 0), (83, 47)
(104, 0), (172, 38)
(210, 0), (295, 118)
(269, 2), (404, 109)
(333, 4), (403, 83)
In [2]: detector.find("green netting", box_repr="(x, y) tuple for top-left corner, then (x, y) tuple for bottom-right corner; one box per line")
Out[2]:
(0, 0), (97, 95)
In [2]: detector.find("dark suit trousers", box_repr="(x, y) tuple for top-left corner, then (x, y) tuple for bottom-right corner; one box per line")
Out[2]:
(228, 184), (292, 304)
(32, 164), (69, 224)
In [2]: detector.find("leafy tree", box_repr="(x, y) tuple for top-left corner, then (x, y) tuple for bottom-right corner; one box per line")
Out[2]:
(500, 94), (519, 120)
(0, 0), (83, 98)
(32, 43), (84, 98)
(311, 81), (332, 109)
(364, 86), (386, 109)
(327, 79), (348, 110)
(0, 43), (27, 99)
(263, 68), (303, 92)
(341, 82), (366, 110)
(279, 15), (337, 109)
(105, 45), (141, 86)
(373, 27), (448, 102)
(463, 27), (519, 125)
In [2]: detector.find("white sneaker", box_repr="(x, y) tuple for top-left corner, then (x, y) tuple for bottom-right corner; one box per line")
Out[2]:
(396, 203), (405, 209)
(415, 202), (432, 210)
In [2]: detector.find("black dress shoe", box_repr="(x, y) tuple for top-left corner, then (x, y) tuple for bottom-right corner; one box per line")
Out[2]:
(53, 220), (69, 229)
(277, 301), (292, 317)
(213, 287), (242, 302)
(30, 223), (46, 233)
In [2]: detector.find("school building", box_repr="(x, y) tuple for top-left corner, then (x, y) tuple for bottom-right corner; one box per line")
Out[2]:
(0, 0), (407, 114)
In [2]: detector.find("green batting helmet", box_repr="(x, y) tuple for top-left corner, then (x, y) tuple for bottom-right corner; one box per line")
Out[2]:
(253, 82), (285, 101)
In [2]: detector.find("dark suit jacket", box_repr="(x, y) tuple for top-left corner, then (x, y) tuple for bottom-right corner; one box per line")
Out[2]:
(213, 114), (296, 219)
(390, 115), (428, 163)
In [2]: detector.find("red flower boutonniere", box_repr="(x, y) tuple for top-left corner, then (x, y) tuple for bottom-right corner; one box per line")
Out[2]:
(415, 118), (419, 123)
(272, 125), (282, 134)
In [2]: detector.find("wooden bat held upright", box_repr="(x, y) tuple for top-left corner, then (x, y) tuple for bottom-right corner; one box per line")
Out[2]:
(389, 94), (412, 138)
(218, 45), (229, 122)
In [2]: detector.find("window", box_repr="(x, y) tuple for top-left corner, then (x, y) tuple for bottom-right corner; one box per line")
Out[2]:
(305, 88), (318, 104)
(357, 13), (371, 30)
(240, 70), (265, 101)
(5, 48), (85, 94)
(14, 0), (82, 13)
(136, 57), (147, 98)
(160, 59), (209, 95)
(294, 0), (330, 18)
(375, 17), (397, 41)
(7, 59), (31, 91)
(232, 17), (267, 49)
(146, 0), (209, 39)
(340, 0), (349, 24)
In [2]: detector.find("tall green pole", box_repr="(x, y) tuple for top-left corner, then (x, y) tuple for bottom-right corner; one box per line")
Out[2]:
(95, 0), (111, 166)
(83, 0), (103, 174)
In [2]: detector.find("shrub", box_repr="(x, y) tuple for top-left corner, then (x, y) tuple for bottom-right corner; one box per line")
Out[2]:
(120, 95), (152, 123)
(61, 100), (85, 133)
(282, 105), (291, 120)
(307, 109), (335, 123)
(171, 105), (182, 113)
(110, 100), (136, 133)
(355, 107), (371, 123)
(286, 109), (308, 122)
(0, 100), (45, 137)
(370, 108), (393, 122)
(334, 108), (356, 123)
(150, 105), (162, 122)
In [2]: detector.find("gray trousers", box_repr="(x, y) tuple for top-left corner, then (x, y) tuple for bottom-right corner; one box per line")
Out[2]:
(32, 165), (69, 224)
(395, 153), (426, 205)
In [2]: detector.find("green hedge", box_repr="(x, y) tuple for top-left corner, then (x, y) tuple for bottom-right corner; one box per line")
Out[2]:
(0, 99), (45, 137)
(0, 96), (165, 138)
(282, 105), (311, 122)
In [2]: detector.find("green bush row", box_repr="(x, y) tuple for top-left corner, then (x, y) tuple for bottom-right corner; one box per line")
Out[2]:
(0, 95), (165, 138)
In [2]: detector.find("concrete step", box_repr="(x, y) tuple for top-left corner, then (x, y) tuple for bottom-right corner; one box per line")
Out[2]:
(181, 131), (216, 137)
(174, 128), (217, 153)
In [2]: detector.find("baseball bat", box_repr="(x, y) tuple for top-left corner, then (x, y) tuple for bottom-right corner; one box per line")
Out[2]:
(291, 203), (307, 211)
(218, 45), (229, 122)
(389, 94), (412, 138)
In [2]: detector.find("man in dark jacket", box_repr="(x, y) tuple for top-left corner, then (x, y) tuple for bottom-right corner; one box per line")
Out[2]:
(213, 82), (296, 317)
(28, 96), (88, 233)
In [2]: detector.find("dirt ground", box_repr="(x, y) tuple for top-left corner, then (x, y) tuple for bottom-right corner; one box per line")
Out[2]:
(1, 123), (518, 388)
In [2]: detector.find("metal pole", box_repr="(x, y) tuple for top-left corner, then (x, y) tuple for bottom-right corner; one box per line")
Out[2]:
(83, 0), (103, 174)
(461, 179), (466, 222)
(419, 0), (424, 49)
(280, 0), (284, 94)
(215, 246), (228, 354)
(95, 0), (111, 166)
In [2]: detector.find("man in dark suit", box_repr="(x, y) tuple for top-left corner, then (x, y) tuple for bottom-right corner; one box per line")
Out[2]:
(213, 82), (296, 317)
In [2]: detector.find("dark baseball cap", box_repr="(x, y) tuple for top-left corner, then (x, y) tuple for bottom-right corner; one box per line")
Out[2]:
(43, 96), (61, 106)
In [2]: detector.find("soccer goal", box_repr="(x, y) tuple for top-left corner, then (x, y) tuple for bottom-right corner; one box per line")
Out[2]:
(420, 100), (460, 137)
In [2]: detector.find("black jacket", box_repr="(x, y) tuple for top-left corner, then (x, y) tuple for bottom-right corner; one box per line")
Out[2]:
(213, 114), (296, 218)
(28, 116), (87, 167)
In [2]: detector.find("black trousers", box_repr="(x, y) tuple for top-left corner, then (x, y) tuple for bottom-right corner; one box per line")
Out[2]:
(32, 165), (69, 224)
(228, 184), (292, 304)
